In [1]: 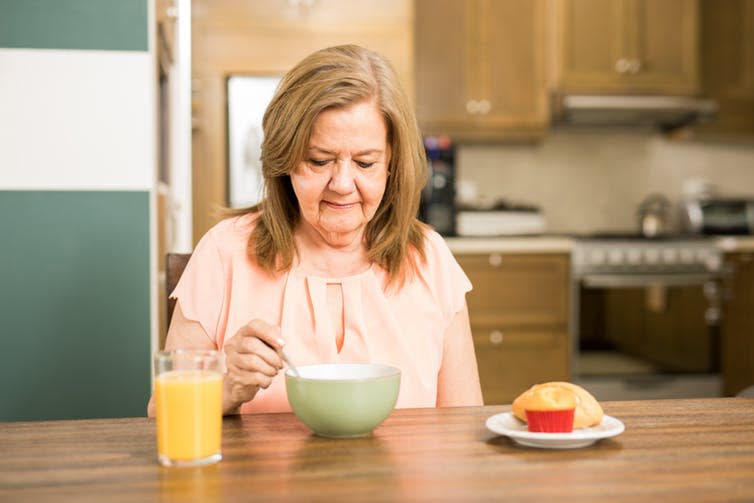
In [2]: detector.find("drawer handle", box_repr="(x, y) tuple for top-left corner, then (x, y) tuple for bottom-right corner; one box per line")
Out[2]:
(489, 330), (504, 345)
(488, 253), (503, 267)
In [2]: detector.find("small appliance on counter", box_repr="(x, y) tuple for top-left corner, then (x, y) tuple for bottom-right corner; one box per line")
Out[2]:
(420, 136), (456, 236)
(455, 199), (546, 237)
(683, 197), (754, 235)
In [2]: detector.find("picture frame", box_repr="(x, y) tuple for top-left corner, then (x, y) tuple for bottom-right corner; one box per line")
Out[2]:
(226, 75), (281, 208)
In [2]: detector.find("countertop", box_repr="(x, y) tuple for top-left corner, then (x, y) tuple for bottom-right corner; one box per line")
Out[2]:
(445, 234), (754, 254)
(445, 235), (574, 254)
(715, 235), (754, 252)
(2, 398), (753, 502)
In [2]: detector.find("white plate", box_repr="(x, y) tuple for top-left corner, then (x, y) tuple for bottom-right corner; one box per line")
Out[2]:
(485, 412), (625, 449)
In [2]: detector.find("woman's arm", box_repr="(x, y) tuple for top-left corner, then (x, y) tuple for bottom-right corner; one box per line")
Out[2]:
(436, 302), (484, 407)
(147, 302), (214, 417)
(147, 301), (284, 416)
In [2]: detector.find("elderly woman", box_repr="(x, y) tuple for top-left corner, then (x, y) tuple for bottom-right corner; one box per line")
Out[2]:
(148, 45), (482, 416)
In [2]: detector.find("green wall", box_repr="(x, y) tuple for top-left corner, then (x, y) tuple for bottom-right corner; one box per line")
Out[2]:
(0, 0), (152, 421)
(0, 191), (151, 421)
(0, 0), (148, 51)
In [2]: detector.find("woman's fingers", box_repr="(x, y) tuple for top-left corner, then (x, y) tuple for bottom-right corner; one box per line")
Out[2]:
(225, 349), (279, 378)
(222, 319), (287, 411)
(236, 319), (286, 352)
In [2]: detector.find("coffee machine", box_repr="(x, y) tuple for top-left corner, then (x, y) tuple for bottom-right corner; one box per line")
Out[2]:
(420, 135), (456, 236)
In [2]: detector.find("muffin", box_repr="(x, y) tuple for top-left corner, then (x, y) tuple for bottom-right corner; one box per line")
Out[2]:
(512, 383), (577, 432)
(512, 382), (604, 431)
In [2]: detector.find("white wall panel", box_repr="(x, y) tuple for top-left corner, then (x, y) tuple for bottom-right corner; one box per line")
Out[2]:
(0, 48), (155, 190)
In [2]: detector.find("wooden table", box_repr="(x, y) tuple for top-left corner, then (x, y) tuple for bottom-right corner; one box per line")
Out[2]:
(1, 398), (753, 502)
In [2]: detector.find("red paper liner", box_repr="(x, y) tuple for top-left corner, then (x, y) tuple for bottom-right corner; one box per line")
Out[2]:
(525, 409), (575, 432)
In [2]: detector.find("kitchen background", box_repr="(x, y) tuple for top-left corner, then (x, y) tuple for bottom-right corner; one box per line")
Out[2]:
(1, 0), (752, 421)
(458, 132), (754, 233)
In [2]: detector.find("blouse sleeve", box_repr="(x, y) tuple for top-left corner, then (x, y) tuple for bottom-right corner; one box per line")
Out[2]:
(421, 230), (472, 323)
(169, 229), (227, 345)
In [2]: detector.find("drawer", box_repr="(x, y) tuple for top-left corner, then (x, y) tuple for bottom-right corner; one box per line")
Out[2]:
(472, 327), (570, 405)
(457, 253), (569, 326)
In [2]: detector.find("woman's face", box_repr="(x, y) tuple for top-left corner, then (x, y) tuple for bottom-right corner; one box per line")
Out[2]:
(291, 100), (389, 247)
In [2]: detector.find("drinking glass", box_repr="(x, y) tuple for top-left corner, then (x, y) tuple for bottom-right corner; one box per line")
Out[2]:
(154, 350), (223, 467)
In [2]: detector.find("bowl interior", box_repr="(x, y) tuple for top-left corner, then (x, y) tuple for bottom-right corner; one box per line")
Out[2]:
(286, 363), (400, 381)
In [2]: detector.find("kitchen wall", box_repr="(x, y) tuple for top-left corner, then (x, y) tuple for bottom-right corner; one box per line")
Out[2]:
(458, 130), (754, 234)
(0, 0), (155, 421)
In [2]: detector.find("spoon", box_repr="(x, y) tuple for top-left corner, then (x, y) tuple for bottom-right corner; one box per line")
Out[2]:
(261, 339), (300, 377)
(279, 347), (300, 377)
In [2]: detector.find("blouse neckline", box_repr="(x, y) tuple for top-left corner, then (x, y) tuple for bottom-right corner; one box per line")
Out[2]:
(291, 261), (377, 284)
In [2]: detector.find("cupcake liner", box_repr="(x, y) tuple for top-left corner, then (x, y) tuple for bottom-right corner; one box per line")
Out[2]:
(525, 408), (575, 433)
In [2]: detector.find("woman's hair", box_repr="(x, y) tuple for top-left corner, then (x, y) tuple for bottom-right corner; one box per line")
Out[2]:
(245, 44), (427, 285)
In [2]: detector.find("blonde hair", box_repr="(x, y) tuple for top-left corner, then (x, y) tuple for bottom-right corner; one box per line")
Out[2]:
(245, 44), (427, 285)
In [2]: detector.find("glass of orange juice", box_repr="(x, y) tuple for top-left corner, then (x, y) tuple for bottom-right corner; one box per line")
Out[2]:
(154, 350), (223, 467)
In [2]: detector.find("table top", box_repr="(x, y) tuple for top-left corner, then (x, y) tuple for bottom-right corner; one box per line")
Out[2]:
(2, 397), (753, 502)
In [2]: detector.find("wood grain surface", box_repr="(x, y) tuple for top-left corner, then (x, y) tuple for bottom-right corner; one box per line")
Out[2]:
(1, 398), (753, 502)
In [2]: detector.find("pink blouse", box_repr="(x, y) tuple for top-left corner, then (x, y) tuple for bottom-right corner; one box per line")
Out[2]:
(172, 213), (472, 413)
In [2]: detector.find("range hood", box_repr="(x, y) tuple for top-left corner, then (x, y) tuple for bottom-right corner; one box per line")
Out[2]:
(554, 95), (717, 131)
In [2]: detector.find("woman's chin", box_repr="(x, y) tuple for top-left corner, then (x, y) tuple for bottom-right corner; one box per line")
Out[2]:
(318, 225), (366, 247)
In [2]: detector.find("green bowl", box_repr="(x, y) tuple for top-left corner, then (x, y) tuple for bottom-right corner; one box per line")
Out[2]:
(285, 363), (401, 438)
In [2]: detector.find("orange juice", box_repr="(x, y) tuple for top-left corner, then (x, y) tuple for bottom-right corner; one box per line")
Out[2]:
(155, 369), (222, 465)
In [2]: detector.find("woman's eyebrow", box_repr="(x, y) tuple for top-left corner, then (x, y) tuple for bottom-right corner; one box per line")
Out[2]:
(354, 149), (384, 157)
(307, 146), (335, 155)
(307, 146), (384, 157)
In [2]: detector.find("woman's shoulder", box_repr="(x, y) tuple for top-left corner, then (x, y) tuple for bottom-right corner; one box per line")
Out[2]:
(204, 212), (260, 250)
(418, 225), (454, 264)
(401, 224), (470, 317)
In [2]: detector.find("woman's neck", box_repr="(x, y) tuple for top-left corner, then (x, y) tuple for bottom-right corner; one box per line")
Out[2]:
(293, 225), (371, 278)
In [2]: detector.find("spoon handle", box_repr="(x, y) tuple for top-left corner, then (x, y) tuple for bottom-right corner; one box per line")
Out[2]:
(279, 348), (300, 377)
(261, 339), (300, 376)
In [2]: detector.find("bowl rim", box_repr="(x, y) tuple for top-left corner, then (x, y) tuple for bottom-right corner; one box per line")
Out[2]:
(285, 362), (401, 382)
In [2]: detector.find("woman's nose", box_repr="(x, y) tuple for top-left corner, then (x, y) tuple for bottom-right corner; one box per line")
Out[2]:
(328, 160), (356, 193)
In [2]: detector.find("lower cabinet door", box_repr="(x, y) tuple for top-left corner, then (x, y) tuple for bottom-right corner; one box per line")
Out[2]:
(472, 327), (570, 405)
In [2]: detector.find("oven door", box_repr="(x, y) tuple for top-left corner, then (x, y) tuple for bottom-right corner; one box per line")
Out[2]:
(576, 272), (722, 375)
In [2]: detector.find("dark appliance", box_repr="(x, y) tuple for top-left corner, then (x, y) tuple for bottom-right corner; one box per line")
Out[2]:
(420, 136), (456, 236)
(683, 197), (754, 235)
(571, 233), (724, 400)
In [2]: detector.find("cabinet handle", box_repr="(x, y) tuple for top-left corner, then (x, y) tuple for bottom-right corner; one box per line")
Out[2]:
(615, 58), (642, 75)
(488, 253), (503, 267)
(467, 99), (491, 115)
(614, 58), (631, 74)
(489, 330), (504, 345)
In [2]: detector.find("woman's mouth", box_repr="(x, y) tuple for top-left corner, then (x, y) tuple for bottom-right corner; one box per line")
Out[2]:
(324, 201), (358, 210)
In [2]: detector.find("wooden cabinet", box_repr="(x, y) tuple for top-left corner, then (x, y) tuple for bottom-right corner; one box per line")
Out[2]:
(415, 0), (548, 141)
(721, 252), (754, 396)
(698, 0), (754, 136)
(456, 253), (571, 405)
(552, 0), (700, 95)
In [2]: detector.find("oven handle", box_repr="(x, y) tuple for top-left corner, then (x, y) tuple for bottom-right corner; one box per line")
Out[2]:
(580, 273), (721, 288)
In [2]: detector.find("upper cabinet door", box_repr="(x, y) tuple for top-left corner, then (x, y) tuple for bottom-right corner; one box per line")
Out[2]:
(415, 0), (548, 141)
(699, 0), (754, 135)
(553, 0), (700, 95)
(481, 0), (549, 133)
(415, 0), (470, 130)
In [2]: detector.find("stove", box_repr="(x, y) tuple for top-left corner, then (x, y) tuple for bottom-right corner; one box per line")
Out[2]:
(570, 233), (724, 400)
(572, 233), (722, 280)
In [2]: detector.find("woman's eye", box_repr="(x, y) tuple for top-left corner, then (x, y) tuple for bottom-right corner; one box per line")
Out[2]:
(309, 159), (329, 167)
(356, 161), (375, 169)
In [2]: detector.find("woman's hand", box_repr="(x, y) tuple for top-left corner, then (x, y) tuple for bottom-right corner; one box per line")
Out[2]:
(222, 319), (286, 414)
